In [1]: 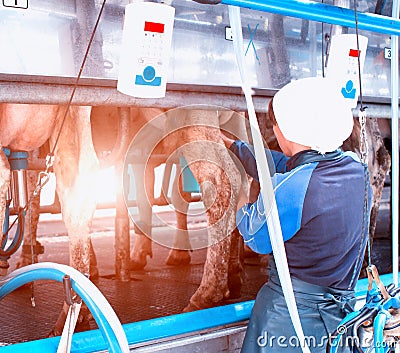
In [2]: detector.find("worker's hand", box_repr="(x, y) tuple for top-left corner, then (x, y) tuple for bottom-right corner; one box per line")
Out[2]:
(220, 131), (235, 149)
(237, 185), (249, 210)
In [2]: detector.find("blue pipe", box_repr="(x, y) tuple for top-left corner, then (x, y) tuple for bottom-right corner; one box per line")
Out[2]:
(373, 312), (389, 353)
(0, 269), (118, 353)
(329, 310), (362, 353)
(122, 299), (253, 345)
(0, 264), (128, 353)
(220, 0), (400, 36)
(0, 300), (254, 353)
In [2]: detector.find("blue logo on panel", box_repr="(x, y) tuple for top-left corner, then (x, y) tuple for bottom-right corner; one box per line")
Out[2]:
(135, 65), (161, 86)
(341, 80), (356, 99)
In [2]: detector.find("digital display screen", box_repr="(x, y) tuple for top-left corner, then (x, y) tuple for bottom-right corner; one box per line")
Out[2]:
(144, 21), (165, 33)
(348, 49), (360, 57)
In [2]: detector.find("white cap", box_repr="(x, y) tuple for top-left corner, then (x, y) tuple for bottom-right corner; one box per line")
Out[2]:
(272, 77), (354, 153)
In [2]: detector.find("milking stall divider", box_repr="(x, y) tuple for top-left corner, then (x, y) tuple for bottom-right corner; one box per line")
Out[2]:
(1, 0), (400, 352)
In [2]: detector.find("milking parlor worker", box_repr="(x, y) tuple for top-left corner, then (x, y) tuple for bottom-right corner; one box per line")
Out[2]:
(222, 77), (372, 353)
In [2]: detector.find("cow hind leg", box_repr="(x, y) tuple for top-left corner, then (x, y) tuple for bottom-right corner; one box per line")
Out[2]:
(179, 113), (242, 311)
(227, 228), (244, 299)
(52, 110), (99, 278)
(166, 167), (191, 266)
(165, 211), (191, 266)
(130, 163), (153, 270)
(50, 106), (99, 333)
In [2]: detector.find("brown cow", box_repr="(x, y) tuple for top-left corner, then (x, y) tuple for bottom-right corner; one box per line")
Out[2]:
(1, 104), (248, 334)
(0, 104), (99, 279)
(90, 106), (250, 310)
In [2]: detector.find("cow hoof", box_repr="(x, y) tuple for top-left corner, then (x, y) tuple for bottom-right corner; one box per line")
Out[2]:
(76, 308), (93, 333)
(48, 305), (93, 338)
(16, 243), (45, 269)
(227, 274), (242, 299)
(48, 318), (92, 338)
(15, 255), (39, 269)
(182, 300), (202, 313)
(226, 287), (241, 300)
(48, 326), (62, 338)
(90, 267), (99, 283)
(165, 250), (191, 266)
(129, 252), (149, 271)
(243, 244), (259, 258)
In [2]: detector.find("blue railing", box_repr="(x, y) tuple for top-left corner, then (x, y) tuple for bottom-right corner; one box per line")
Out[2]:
(221, 0), (400, 36)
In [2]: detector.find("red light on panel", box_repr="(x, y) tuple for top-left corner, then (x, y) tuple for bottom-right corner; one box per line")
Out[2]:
(144, 21), (165, 33)
(348, 49), (360, 57)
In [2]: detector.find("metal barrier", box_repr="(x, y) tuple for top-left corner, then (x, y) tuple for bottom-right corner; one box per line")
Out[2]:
(220, 0), (400, 35)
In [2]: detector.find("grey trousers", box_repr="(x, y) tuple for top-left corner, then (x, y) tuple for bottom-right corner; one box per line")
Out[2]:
(241, 261), (356, 353)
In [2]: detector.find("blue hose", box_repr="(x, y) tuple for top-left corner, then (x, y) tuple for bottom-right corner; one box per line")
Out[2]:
(329, 310), (362, 353)
(373, 312), (389, 353)
(0, 263), (129, 353)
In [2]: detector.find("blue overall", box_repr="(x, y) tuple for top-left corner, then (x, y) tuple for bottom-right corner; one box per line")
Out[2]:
(229, 141), (372, 353)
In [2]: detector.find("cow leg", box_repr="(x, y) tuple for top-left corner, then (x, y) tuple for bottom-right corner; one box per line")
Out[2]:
(227, 227), (244, 299)
(130, 163), (153, 270)
(115, 161), (131, 281)
(176, 110), (241, 311)
(0, 148), (10, 275)
(52, 106), (99, 278)
(220, 111), (248, 292)
(49, 106), (99, 335)
(166, 164), (191, 266)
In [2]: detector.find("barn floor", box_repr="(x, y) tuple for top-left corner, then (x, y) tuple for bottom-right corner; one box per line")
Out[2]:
(0, 186), (394, 346)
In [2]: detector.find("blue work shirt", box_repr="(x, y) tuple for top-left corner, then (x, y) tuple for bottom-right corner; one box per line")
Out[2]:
(229, 141), (371, 290)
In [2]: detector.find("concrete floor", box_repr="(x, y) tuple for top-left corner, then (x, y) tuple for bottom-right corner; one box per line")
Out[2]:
(1, 206), (268, 345)
(0, 185), (395, 346)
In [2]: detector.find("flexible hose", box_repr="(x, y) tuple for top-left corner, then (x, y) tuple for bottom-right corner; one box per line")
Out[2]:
(0, 208), (25, 258)
(0, 262), (129, 353)
(352, 308), (380, 353)
(326, 307), (370, 353)
(373, 312), (389, 353)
